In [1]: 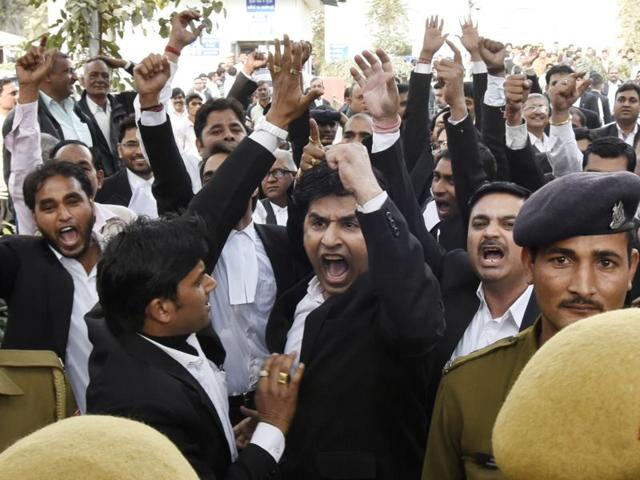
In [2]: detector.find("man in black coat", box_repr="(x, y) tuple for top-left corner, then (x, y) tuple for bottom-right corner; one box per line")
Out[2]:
(265, 48), (444, 480)
(77, 57), (136, 176)
(579, 74), (612, 126)
(590, 82), (640, 150)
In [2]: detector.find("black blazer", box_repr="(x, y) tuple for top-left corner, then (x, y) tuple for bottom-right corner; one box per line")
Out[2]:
(0, 236), (74, 360)
(580, 90), (612, 125)
(266, 198), (444, 480)
(260, 198), (277, 225)
(591, 121), (640, 149)
(86, 311), (278, 480)
(78, 91), (132, 176)
(94, 167), (132, 207)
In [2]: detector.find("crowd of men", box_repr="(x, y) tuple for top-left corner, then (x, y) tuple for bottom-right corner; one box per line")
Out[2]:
(1, 9), (640, 480)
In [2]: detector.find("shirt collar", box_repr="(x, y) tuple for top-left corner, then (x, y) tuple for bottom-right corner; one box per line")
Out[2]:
(306, 276), (326, 303)
(139, 333), (203, 367)
(476, 284), (534, 329)
(86, 95), (110, 115)
(270, 201), (287, 214)
(126, 168), (154, 189)
(230, 220), (257, 242)
(40, 91), (73, 111)
(617, 122), (639, 139)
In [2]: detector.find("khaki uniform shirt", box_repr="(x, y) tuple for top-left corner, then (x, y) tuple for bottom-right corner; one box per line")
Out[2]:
(423, 318), (541, 479)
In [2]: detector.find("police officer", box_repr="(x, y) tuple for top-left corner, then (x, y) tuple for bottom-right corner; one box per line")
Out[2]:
(422, 171), (640, 479)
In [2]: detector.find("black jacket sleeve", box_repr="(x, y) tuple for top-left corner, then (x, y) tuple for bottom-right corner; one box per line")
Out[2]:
(472, 72), (488, 130)
(227, 73), (258, 111)
(138, 116), (195, 215)
(444, 113), (487, 227)
(481, 104), (510, 181)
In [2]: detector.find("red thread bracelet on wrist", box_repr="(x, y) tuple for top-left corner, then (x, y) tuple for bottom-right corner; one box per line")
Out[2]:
(372, 115), (402, 134)
(164, 45), (181, 57)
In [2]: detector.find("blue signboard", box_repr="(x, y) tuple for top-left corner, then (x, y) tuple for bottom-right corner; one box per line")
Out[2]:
(328, 43), (349, 62)
(247, 0), (275, 12)
(201, 36), (220, 56)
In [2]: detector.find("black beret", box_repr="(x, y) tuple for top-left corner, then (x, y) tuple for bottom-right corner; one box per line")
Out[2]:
(514, 171), (640, 248)
(310, 106), (340, 124)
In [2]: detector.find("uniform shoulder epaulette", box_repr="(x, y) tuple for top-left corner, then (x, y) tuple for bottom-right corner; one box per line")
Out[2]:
(443, 334), (521, 375)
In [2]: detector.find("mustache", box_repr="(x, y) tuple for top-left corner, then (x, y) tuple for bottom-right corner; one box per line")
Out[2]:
(558, 296), (604, 311)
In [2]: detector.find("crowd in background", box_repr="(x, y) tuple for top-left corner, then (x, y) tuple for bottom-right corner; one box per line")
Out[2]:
(1, 9), (640, 480)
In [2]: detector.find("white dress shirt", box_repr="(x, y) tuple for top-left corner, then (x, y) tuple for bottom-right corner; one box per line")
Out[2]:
(126, 168), (158, 218)
(451, 284), (533, 361)
(39, 91), (93, 146)
(50, 236), (103, 413)
(85, 96), (111, 143)
(139, 333), (285, 463)
(270, 202), (288, 226)
(284, 276), (326, 368)
(617, 122), (639, 147)
(211, 222), (277, 395)
(528, 131), (554, 153)
(285, 191), (389, 368)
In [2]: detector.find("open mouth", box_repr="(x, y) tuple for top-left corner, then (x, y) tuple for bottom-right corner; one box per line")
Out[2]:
(480, 244), (505, 264)
(321, 254), (349, 284)
(58, 226), (80, 249)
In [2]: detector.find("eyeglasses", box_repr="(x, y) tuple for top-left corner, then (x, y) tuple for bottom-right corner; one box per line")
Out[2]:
(523, 104), (549, 113)
(121, 141), (140, 149)
(432, 141), (447, 153)
(264, 168), (295, 180)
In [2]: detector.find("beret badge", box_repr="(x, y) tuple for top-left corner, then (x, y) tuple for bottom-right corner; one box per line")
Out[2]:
(610, 201), (626, 230)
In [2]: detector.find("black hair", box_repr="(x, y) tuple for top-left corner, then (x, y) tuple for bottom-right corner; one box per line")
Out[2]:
(227, 66), (237, 76)
(615, 82), (640, 100)
(185, 93), (202, 107)
(573, 127), (591, 142)
(171, 87), (185, 98)
(0, 78), (13, 92)
(545, 64), (574, 86)
(23, 161), (93, 210)
(50, 139), (103, 171)
(97, 215), (209, 335)
(343, 86), (352, 99)
(118, 113), (137, 143)
(397, 83), (410, 95)
(293, 160), (385, 216)
(193, 97), (246, 142)
(589, 73), (604, 87)
(582, 136), (636, 173)
(468, 181), (530, 211)
(463, 81), (474, 99)
(198, 143), (233, 181)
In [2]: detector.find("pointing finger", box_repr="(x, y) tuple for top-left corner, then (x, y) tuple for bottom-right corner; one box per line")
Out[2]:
(445, 39), (462, 65)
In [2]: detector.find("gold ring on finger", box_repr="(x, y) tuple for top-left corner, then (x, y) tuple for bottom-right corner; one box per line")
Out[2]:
(289, 68), (301, 75)
(273, 65), (282, 73)
(259, 369), (269, 378)
(277, 371), (290, 384)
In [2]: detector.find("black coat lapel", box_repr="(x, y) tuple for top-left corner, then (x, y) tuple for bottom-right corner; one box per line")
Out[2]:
(520, 289), (539, 331)
(119, 332), (228, 446)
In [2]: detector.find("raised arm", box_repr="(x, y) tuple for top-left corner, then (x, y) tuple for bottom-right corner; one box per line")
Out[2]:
(6, 37), (56, 234)
(403, 16), (445, 173)
(351, 47), (446, 276)
(436, 40), (487, 226)
(478, 37), (510, 180)
(546, 72), (590, 177)
(502, 74), (546, 191)
(326, 142), (444, 355)
(135, 10), (205, 215)
(459, 17), (487, 129)
(189, 36), (318, 272)
(227, 50), (267, 110)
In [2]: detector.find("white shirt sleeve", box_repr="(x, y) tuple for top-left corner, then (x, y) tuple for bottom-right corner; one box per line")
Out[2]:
(372, 131), (400, 154)
(414, 63), (432, 75)
(471, 61), (488, 74)
(447, 113), (468, 126)
(6, 101), (42, 235)
(357, 190), (388, 213)
(250, 422), (285, 462)
(547, 121), (583, 177)
(483, 75), (506, 107)
(505, 121), (529, 150)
